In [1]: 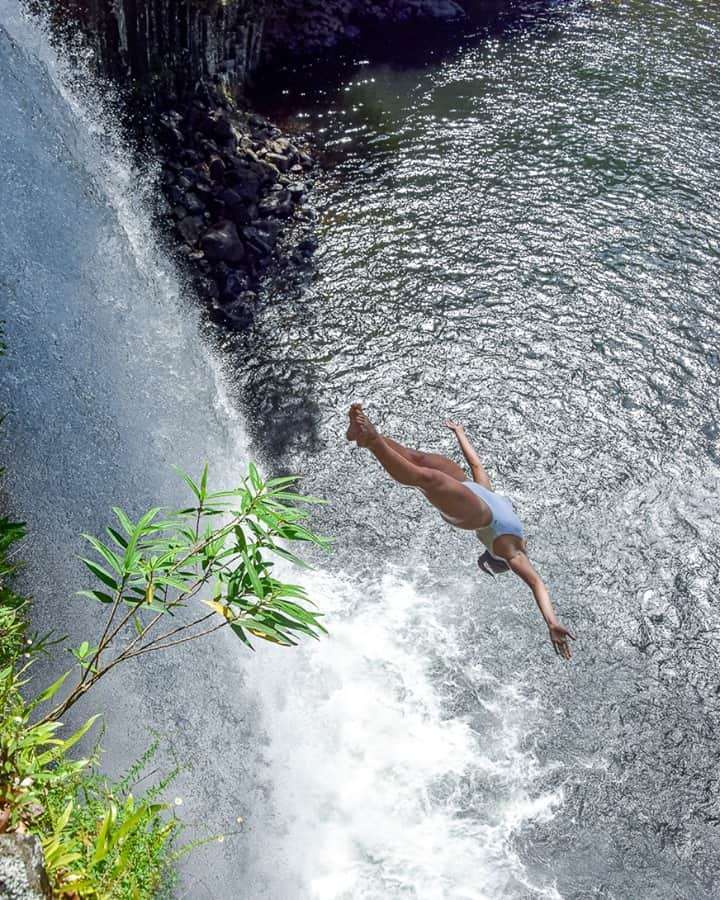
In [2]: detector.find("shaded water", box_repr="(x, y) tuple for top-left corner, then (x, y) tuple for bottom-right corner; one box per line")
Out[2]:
(1, 0), (720, 897)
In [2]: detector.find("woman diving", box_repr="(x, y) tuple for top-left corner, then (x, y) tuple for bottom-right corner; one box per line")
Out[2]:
(346, 403), (576, 659)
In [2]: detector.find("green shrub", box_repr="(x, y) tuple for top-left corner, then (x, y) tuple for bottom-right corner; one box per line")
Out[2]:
(0, 515), (179, 897)
(41, 740), (181, 899)
(48, 463), (329, 723)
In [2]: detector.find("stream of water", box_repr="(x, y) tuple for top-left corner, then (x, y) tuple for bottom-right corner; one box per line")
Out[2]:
(2, 0), (720, 897)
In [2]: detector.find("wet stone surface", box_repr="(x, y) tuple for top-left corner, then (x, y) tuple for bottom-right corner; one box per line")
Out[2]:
(151, 83), (318, 330)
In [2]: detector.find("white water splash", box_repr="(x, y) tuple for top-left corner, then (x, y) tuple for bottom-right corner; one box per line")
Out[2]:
(243, 566), (562, 898)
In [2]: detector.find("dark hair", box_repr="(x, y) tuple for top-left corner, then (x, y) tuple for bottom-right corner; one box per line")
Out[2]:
(477, 551), (510, 577)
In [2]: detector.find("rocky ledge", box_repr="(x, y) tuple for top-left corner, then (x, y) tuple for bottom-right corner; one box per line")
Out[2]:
(152, 83), (318, 329)
(0, 833), (51, 900)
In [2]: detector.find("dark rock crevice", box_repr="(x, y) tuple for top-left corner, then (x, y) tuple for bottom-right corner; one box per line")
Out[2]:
(45, 0), (266, 94)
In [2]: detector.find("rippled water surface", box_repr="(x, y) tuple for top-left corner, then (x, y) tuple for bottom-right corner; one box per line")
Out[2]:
(234, 1), (720, 896)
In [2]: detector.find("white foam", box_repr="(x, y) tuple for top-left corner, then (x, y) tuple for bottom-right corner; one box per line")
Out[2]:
(245, 567), (562, 898)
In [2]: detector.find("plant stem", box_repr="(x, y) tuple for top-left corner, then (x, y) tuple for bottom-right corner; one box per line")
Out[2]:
(134, 611), (215, 652)
(123, 620), (230, 658)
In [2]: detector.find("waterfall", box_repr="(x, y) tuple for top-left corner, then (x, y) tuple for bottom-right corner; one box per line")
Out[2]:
(0, 4), (269, 895)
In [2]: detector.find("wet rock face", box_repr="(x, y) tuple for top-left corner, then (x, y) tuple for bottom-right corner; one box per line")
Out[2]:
(261, 0), (465, 55)
(68, 0), (466, 91)
(0, 834), (51, 900)
(154, 83), (317, 329)
(75, 0), (266, 91)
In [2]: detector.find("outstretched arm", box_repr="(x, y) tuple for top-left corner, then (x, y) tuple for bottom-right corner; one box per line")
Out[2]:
(446, 422), (490, 487)
(507, 552), (576, 659)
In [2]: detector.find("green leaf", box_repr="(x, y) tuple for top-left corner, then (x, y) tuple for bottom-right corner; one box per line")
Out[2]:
(269, 491), (325, 504)
(230, 623), (254, 649)
(80, 558), (118, 590)
(233, 526), (247, 552)
(76, 589), (115, 604)
(0, 663), (15, 684)
(263, 610), (319, 638)
(0, 516), (26, 552)
(253, 507), (282, 530)
(174, 466), (201, 501)
(266, 544), (311, 569)
(55, 799), (74, 834)
(106, 526), (128, 549)
(38, 714), (100, 764)
(248, 462), (262, 490)
(123, 507), (162, 566)
(241, 551), (264, 600)
(111, 802), (166, 849)
(82, 534), (122, 574)
(263, 501), (308, 521)
(200, 464), (209, 500)
(92, 803), (117, 865)
(246, 520), (269, 544)
(0, 587), (26, 609)
(44, 849), (82, 871)
(274, 583), (310, 602)
(272, 599), (326, 630)
(243, 619), (295, 646)
(28, 669), (72, 711)
(17, 721), (61, 747)
(264, 475), (299, 488)
(226, 572), (240, 603)
(279, 524), (315, 542)
(121, 596), (171, 613)
(153, 575), (195, 591)
(138, 507), (163, 531)
(143, 519), (181, 534)
(112, 506), (134, 536)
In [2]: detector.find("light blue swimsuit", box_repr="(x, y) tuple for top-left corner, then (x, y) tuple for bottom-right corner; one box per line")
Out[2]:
(452, 481), (524, 559)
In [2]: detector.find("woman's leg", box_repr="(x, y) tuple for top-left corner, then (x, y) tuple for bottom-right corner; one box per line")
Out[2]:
(382, 436), (468, 483)
(346, 405), (490, 528)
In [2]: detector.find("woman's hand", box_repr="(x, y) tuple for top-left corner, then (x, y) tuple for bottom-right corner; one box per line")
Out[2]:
(446, 421), (464, 433)
(548, 623), (576, 659)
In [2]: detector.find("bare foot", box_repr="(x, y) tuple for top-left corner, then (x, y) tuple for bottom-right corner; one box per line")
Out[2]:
(346, 403), (379, 447)
(346, 403), (363, 442)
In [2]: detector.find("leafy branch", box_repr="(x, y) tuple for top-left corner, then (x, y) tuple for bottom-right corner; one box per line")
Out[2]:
(40, 464), (329, 724)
